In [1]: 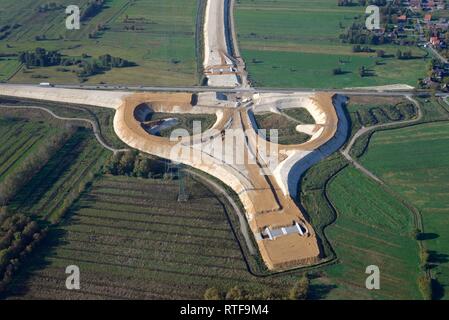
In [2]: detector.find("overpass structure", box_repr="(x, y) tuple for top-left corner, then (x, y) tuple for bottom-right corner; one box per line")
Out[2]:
(0, 0), (350, 270)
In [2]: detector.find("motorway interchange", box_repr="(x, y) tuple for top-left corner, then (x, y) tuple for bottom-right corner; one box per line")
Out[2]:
(0, 0), (444, 272)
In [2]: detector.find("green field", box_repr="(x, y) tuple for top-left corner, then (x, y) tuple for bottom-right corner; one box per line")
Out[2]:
(0, 58), (21, 81)
(236, 0), (428, 88)
(321, 167), (422, 299)
(347, 97), (417, 128)
(0, 108), (111, 223)
(8, 129), (109, 222)
(281, 108), (315, 124)
(0, 0), (198, 85)
(254, 112), (310, 144)
(148, 112), (216, 137)
(360, 122), (449, 299)
(0, 117), (64, 182)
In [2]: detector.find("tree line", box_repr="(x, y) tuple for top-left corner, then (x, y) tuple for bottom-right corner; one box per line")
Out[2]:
(18, 48), (135, 80)
(18, 48), (62, 68)
(204, 274), (310, 300)
(337, 0), (387, 7)
(340, 22), (391, 45)
(81, 0), (106, 22)
(0, 211), (47, 294)
(103, 151), (165, 178)
(77, 54), (135, 79)
(0, 24), (20, 41)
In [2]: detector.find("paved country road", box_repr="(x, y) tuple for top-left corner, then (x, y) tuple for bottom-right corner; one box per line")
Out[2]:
(0, 104), (129, 153)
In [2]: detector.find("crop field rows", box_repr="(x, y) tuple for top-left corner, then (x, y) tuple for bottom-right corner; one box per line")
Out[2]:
(0, 118), (59, 182)
(0, 97), (129, 149)
(9, 129), (110, 222)
(7, 175), (308, 300)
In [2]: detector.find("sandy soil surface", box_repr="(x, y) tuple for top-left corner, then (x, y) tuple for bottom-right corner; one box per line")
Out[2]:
(203, 0), (239, 87)
(0, 84), (128, 109)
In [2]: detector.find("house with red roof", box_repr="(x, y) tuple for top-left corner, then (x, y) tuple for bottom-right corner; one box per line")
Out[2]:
(430, 36), (441, 47)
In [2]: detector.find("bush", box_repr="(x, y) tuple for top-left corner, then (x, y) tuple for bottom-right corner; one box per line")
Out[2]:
(204, 287), (222, 300)
(0, 213), (47, 293)
(419, 249), (430, 271)
(104, 152), (164, 178)
(225, 286), (244, 300)
(418, 275), (433, 300)
(288, 275), (310, 300)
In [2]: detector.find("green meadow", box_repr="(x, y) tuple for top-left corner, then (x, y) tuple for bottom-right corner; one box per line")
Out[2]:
(360, 122), (449, 299)
(323, 167), (421, 299)
(235, 0), (428, 88)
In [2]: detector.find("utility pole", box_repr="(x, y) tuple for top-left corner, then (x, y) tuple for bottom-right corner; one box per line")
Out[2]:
(167, 161), (189, 202)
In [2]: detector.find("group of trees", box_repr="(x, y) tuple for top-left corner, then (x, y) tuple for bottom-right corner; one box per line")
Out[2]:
(359, 65), (374, 77)
(73, 54), (134, 79)
(103, 151), (164, 178)
(18, 48), (62, 68)
(338, 0), (403, 46)
(396, 49), (413, 60)
(0, 212), (47, 294)
(340, 23), (390, 45)
(81, 0), (105, 21)
(88, 24), (106, 39)
(18, 47), (134, 80)
(98, 54), (134, 68)
(0, 24), (20, 41)
(0, 129), (73, 206)
(204, 275), (310, 300)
